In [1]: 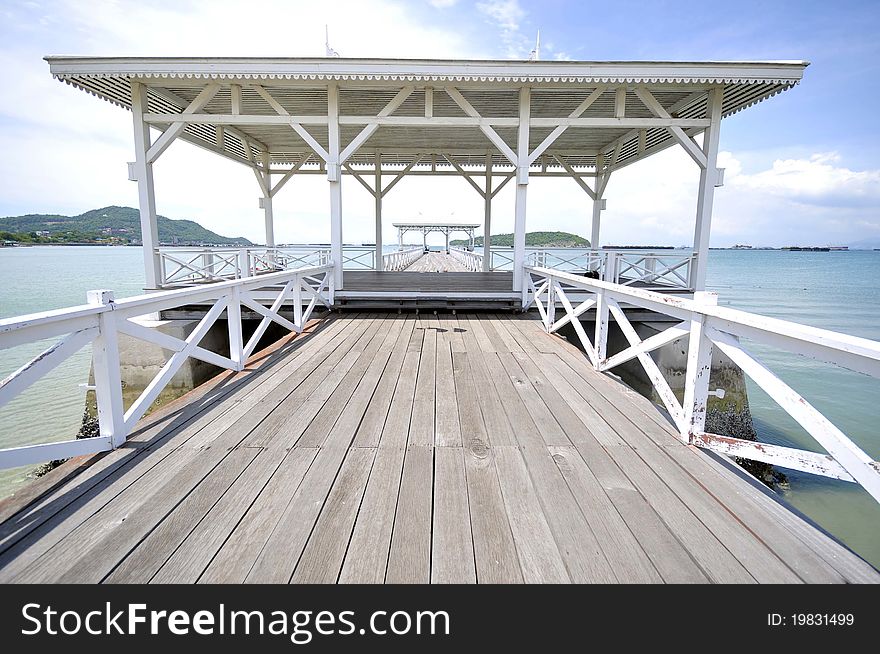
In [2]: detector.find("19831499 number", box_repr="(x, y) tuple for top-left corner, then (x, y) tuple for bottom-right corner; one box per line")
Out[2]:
(768, 614), (854, 627)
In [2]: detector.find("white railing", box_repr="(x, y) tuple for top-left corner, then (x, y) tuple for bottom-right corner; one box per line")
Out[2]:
(340, 246), (376, 270)
(383, 247), (424, 271)
(250, 247), (331, 274)
(526, 249), (604, 274)
(0, 264), (334, 470)
(524, 265), (880, 504)
(158, 247), (248, 285)
(607, 250), (696, 291)
(449, 247), (483, 271)
(473, 247), (696, 291)
(490, 248), (516, 270)
(157, 247), (331, 286)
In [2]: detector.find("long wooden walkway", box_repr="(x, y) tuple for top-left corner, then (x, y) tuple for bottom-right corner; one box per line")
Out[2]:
(403, 251), (469, 272)
(0, 313), (876, 583)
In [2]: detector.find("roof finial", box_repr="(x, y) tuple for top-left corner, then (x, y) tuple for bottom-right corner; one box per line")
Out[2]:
(528, 30), (540, 61)
(325, 25), (340, 58)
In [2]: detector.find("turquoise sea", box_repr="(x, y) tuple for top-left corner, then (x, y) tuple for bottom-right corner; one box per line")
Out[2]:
(0, 245), (878, 567)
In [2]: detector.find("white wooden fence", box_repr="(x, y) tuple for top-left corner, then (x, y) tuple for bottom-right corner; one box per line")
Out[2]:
(0, 264), (333, 470)
(524, 265), (880, 504)
(451, 247), (696, 291)
(448, 247), (483, 271)
(159, 246), (426, 285)
(158, 247), (330, 286)
(383, 247), (424, 271)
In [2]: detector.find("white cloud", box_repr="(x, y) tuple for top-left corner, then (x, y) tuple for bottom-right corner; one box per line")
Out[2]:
(428, 0), (460, 8)
(590, 147), (880, 248)
(728, 152), (880, 208)
(476, 0), (530, 58)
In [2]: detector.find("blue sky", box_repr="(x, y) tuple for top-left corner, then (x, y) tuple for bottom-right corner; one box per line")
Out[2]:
(1, 0), (879, 247)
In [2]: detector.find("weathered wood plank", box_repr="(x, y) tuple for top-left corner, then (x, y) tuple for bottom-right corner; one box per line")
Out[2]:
(240, 446), (350, 583)
(465, 314), (495, 353)
(481, 353), (546, 448)
(386, 445), (434, 583)
(548, 445), (663, 583)
(19, 440), (250, 583)
(462, 438), (522, 583)
(104, 448), (261, 583)
(504, 347), (694, 582)
(150, 447), (305, 584)
(353, 315), (416, 447)
(493, 446), (570, 583)
(485, 313), (524, 353)
(432, 446), (476, 583)
(295, 316), (393, 448)
(496, 352), (571, 447)
(197, 447), (318, 583)
(409, 317), (436, 447)
(291, 447), (376, 583)
(548, 351), (802, 583)
(541, 353), (757, 583)
(444, 314), (467, 354)
(435, 338), (461, 446)
(544, 336), (864, 582)
(339, 446), (406, 583)
(476, 314), (507, 352)
(376, 350), (420, 449)
(460, 350), (516, 446)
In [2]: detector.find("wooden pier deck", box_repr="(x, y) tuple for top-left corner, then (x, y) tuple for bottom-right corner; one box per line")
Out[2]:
(0, 313), (876, 584)
(402, 251), (470, 272)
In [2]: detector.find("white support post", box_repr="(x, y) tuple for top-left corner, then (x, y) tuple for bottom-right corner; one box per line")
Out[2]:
(681, 291), (718, 441)
(546, 279), (556, 331)
(594, 289), (609, 368)
(88, 290), (125, 448)
(690, 88), (724, 291)
(513, 86), (530, 295)
(130, 82), (162, 290)
(227, 287), (244, 371)
(237, 248), (250, 278)
(328, 83), (343, 290)
(374, 152), (383, 270)
(260, 151), (275, 253)
(591, 153), (605, 263)
(484, 154), (492, 271)
(293, 278), (304, 328)
(445, 229), (449, 253)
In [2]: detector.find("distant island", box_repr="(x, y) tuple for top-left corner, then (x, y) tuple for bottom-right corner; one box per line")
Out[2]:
(450, 231), (590, 248)
(0, 206), (253, 246)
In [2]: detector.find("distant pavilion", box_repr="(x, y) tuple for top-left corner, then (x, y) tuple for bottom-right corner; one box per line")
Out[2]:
(393, 222), (480, 251)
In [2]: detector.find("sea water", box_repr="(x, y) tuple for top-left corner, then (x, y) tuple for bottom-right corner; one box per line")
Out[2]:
(0, 246), (877, 567)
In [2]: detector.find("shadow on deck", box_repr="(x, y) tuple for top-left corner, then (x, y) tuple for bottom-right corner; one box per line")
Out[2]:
(0, 313), (876, 583)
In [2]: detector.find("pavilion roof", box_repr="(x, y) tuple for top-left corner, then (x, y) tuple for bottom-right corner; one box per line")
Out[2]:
(46, 57), (808, 172)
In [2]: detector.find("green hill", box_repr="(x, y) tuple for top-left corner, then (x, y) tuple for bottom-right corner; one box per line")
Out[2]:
(450, 231), (590, 248)
(0, 206), (253, 246)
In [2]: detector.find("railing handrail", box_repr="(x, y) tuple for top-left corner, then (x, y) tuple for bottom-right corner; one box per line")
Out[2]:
(524, 263), (880, 504)
(527, 265), (880, 369)
(1, 265), (331, 339)
(382, 246), (424, 271)
(448, 246), (484, 271)
(0, 263), (335, 470)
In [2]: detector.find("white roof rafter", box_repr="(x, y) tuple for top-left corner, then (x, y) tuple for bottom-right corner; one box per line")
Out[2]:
(45, 56), (808, 174)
